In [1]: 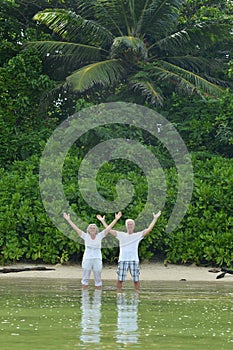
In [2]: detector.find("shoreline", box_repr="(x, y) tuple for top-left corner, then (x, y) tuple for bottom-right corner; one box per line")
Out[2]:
(0, 262), (232, 282)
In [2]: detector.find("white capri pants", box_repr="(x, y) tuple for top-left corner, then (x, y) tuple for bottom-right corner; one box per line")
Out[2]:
(81, 258), (103, 287)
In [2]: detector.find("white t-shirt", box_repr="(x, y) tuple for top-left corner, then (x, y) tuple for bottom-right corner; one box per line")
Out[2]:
(81, 231), (105, 260)
(116, 231), (143, 262)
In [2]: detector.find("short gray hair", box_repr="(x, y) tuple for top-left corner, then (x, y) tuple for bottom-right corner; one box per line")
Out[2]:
(125, 219), (135, 228)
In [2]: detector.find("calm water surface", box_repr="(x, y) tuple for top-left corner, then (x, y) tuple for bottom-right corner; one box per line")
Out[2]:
(0, 278), (232, 350)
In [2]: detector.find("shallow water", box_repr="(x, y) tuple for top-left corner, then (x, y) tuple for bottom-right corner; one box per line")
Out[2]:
(0, 279), (232, 349)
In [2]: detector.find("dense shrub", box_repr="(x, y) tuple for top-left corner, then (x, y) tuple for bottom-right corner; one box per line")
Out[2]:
(0, 49), (57, 166)
(0, 0), (232, 268)
(164, 154), (233, 267)
(0, 149), (232, 267)
(160, 91), (233, 158)
(0, 156), (80, 264)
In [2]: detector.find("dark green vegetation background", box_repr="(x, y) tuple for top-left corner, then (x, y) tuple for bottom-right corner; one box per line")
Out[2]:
(0, 0), (232, 266)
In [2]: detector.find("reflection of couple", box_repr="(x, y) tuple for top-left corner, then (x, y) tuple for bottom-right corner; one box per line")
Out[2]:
(64, 211), (161, 291)
(80, 290), (102, 343)
(80, 290), (139, 345)
(116, 293), (139, 344)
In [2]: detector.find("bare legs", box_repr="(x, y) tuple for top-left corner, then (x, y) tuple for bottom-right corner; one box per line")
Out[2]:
(134, 281), (140, 292)
(117, 280), (140, 292)
(83, 280), (139, 291)
(117, 280), (123, 292)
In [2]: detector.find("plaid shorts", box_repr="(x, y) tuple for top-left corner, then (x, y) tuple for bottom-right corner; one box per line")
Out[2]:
(117, 261), (140, 282)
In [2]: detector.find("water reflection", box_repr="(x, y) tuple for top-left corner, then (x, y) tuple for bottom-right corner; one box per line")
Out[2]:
(1, 280), (233, 349)
(116, 292), (139, 344)
(80, 290), (102, 343)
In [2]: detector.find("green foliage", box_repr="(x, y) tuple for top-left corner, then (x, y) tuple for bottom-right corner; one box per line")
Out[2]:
(165, 155), (233, 267)
(0, 48), (58, 166)
(0, 0), (232, 268)
(0, 137), (232, 266)
(180, 0), (233, 23)
(0, 0), (64, 65)
(29, 0), (232, 106)
(0, 49), (55, 124)
(0, 0), (23, 65)
(228, 60), (233, 78)
(160, 90), (233, 158)
(0, 156), (80, 264)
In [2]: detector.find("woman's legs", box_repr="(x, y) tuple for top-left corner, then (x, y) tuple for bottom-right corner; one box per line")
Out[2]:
(82, 259), (92, 289)
(93, 259), (103, 289)
(82, 259), (103, 289)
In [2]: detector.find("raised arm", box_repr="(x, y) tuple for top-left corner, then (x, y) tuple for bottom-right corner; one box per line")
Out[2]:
(63, 212), (83, 237)
(97, 211), (122, 236)
(142, 211), (161, 237)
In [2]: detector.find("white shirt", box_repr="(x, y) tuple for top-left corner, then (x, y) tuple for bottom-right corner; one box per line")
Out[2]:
(116, 231), (143, 262)
(81, 231), (105, 260)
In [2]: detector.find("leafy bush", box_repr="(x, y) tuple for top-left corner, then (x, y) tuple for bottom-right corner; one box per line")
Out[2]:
(160, 91), (233, 158)
(0, 49), (57, 166)
(0, 156), (79, 264)
(165, 154), (233, 267)
(0, 149), (232, 266)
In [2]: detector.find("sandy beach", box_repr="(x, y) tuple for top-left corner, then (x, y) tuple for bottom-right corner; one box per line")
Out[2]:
(0, 262), (232, 282)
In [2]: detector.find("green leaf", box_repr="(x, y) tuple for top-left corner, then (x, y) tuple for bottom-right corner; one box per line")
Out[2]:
(66, 59), (126, 92)
(33, 9), (114, 46)
(149, 60), (225, 97)
(129, 75), (163, 105)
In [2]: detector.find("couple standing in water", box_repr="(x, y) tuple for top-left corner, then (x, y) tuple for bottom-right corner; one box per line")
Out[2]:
(63, 210), (161, 291)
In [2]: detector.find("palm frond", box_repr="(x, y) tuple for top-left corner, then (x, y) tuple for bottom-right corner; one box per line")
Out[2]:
(79, 0), (153, 37)
(30, 1), (231, 104)
(151, 29), (190, 53)
(148, 60), (225, 97)
(187, 22), (232, 51)
(135, 0), (153, 36)
(33, 9), (114, 47)
(155, 22), (232, 55)
(78, 0), (124, 36)
(129, 74), (164, 105)
(128, 0), (137, 29)
(66, 59), (126, 92)
(27, 41), (104, 64)
(164, 55), (222, 75)
(139, 0), (186, 39)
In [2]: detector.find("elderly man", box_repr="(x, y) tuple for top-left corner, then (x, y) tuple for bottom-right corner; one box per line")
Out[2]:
(97, 211), (161, 291)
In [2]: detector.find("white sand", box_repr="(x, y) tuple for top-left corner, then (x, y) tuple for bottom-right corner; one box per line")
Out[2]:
(0, 262), (232, 282)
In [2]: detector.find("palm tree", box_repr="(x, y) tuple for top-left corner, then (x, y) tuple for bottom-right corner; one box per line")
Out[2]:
(30, 0), (231, 105)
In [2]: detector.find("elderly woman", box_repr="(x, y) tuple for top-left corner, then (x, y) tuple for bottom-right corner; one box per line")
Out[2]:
(63, 211), (122, 289)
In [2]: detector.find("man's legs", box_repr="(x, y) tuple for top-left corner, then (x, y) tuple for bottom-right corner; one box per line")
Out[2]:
(129, 261), (140, 291)
(134, 281), (140, 291)
(117, 280), (123, 291)
(117, 261), (128, 291)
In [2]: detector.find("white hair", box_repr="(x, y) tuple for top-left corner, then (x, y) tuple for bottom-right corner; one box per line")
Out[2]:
(87, 223), (99, 234)
(125, 219), (135, 228)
